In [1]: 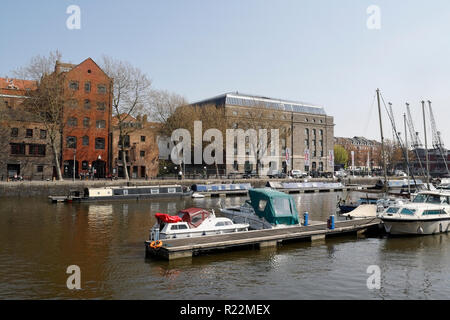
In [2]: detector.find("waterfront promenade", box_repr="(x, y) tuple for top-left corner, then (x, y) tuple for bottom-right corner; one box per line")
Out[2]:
(0, 177), (383, 198)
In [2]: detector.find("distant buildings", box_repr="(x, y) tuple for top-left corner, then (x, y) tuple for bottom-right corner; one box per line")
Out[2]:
(334, 136), (381, 170)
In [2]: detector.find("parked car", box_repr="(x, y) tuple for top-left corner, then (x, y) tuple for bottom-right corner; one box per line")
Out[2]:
(335, 170), (348, 178)
(243, 170), (259, 179)
(267, 170), (286, 179)
(290, 170), (307, 178)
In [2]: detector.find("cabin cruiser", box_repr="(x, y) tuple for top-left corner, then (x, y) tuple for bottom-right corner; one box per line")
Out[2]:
(379, 190), (450, 235)
(149, 208), (249, 240)
(220, 188), (300, 230)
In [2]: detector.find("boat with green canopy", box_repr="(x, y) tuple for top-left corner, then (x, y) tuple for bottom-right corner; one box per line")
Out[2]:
(220, 188), (300, 230)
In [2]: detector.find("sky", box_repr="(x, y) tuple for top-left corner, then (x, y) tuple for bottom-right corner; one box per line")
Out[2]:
(1, 0), (450, 145)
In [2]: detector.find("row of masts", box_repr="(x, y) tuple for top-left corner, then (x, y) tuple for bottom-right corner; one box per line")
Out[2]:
(376, 89), (449, 193)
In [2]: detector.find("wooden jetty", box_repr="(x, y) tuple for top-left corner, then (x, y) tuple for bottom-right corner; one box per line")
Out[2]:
(145, 218), (382, 260)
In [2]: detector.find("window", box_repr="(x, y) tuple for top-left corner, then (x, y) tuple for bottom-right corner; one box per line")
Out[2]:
(82, 161), (89, 170)
(67, 136), (77, 149)
(11, 128), (18, 137)
(215, 222), (225, 227)
(69, 81), (79, 90)
(272, 198), (292, 216)
(178, 225), (188, 230)
(10, 143), (25, 155)
(141, 136), (146, 142)
(151, 189), (159, 194)
(26, 129), (33, 138)
(168, 188), (176, 193)
(400, 208), (416, 215)
(36, 165), (44, 173)
(97, 102), (106, 111)
(40, 130), (47, 139)
(140, 151), (145, 157)
(423, 210), (444, 216)
(82, 136), (89, 146)
(29, 144), (46, 156)
(96, 120), (106, 129)
(191, 215), (203, 225)
(84, 99), (91, 110)
(95, 138), (105, 150)
(119, 135), (130, 148)
(67, 117), (77, 127)
(83, 118), (90, 128)
(68, 99), (78, 108)
(97, 84), (107, 94)
(258, 200), (267, 211)
(386, 207), (399, 214)
(84, 82), (91, 93)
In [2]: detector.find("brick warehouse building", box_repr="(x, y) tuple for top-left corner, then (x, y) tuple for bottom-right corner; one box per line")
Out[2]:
(55, 58), (113, 179)
(0, 78), (57, 180)
(187, 92), (335, 175)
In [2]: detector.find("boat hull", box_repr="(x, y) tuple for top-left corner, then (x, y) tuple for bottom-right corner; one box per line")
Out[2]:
(382, 218), (450, 235)
(220, 208), (277, 230)
(159, 226), (249, 240)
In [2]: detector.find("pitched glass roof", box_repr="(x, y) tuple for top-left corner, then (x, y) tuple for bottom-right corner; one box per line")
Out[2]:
(225, 93), (326, 116)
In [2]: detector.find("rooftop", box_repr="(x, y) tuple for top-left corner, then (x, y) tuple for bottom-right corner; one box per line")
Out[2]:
(192, 92), (327, 116)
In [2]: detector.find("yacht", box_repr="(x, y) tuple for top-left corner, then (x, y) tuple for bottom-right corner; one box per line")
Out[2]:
(220, 188), (300, 230)
(379, 190), (450, 235)
(149, 207), (249, 240)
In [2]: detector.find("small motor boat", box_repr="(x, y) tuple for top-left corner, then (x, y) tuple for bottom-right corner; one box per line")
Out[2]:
(191, 193), (205, 199)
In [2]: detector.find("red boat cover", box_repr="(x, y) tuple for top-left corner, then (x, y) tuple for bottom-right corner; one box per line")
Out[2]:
(155, 213), (182, 223)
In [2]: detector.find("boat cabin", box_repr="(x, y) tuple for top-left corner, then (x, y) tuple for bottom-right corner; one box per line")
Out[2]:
(177, 208), (212, 228)
(247, 189), (300, 226)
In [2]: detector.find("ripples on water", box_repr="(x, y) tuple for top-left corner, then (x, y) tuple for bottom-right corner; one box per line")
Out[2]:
(0, 191), (450, 299)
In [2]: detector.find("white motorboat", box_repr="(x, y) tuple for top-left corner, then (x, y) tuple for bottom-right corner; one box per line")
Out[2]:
(379, 190), (450, 235)
(149, 207), (249, 240)
(220, 188), (301, 230)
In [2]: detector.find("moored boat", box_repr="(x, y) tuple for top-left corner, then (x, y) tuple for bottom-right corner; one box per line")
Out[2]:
(220, 188), (300, 230)
(149, 207), (249, 240)
(379, 190), (450, 235)
(49, 185), (192, 203)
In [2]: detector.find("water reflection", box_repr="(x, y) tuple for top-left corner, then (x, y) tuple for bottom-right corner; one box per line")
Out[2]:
(1, 193), (450, 299)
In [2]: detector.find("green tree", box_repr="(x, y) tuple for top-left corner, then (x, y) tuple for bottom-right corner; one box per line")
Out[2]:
(334, 145), (348, 168)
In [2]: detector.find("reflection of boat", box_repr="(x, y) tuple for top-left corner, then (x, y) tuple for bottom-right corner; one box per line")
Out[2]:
(191, 193), (205, 199)
(49, 185), (192, 203)
(149, 208), (249, 240)
(380, 191), (450, 235)
(220, 189), (300, 230)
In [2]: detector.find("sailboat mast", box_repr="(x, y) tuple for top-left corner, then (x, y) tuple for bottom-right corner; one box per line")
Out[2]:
(376, 89), (388, 193)
(422, 100), (430, 190)
(404, 113), (411, 195)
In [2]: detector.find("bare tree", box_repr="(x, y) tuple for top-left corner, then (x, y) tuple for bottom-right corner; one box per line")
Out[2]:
(11, 50), (66, 180)
(101, 56), (152, 180)
(13, 50), (62, 81)
(148, 89), (188, 123)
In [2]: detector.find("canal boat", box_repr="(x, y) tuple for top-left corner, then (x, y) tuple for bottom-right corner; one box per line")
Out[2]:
(49, 185), (192, 203)
(149, 207), (249, 240)
(379, 190), (450, 235)
(220, 188), (300, 230)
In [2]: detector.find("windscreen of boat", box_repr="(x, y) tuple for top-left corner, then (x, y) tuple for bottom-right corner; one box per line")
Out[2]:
(272, 198), (293, 217)
(413, 194), (446, 204)
(400, 208), (416, 215)
(386, 207), (400, 214)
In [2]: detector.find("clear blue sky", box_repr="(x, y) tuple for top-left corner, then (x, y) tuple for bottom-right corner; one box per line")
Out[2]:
(1, 0), (450, 144)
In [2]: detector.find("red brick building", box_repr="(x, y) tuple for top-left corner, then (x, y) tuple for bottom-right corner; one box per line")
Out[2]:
(55, 58), (113, 178)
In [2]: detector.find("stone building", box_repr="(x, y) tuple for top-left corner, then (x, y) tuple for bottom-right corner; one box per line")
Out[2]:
(111, 115), (160, 179)
(55, 58), (113, 178)
(189, 92), (335, 175)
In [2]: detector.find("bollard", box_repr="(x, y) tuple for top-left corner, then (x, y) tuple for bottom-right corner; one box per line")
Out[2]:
(327, 215), (335, 230)
(303, 212), (309, 226)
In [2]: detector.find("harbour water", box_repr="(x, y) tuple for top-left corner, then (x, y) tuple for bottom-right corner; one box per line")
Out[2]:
(1, 192), (450, 300)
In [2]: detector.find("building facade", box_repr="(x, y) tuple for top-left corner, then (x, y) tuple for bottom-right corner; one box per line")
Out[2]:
(55, 58), (113, 179)
(189, 92), (335, 175)
(112, 115), (160, 179)
(0, 78), (56, 180)
(334, 136), (381, 170)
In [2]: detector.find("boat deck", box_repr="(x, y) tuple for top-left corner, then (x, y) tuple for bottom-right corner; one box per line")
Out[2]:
(145, 218), (382, 260)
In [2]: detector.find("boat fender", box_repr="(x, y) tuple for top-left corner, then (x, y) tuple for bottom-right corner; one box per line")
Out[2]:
(149, 240), (163, 249)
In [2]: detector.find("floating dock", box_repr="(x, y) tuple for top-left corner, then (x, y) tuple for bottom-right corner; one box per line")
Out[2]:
(145, 218), (382, 260)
